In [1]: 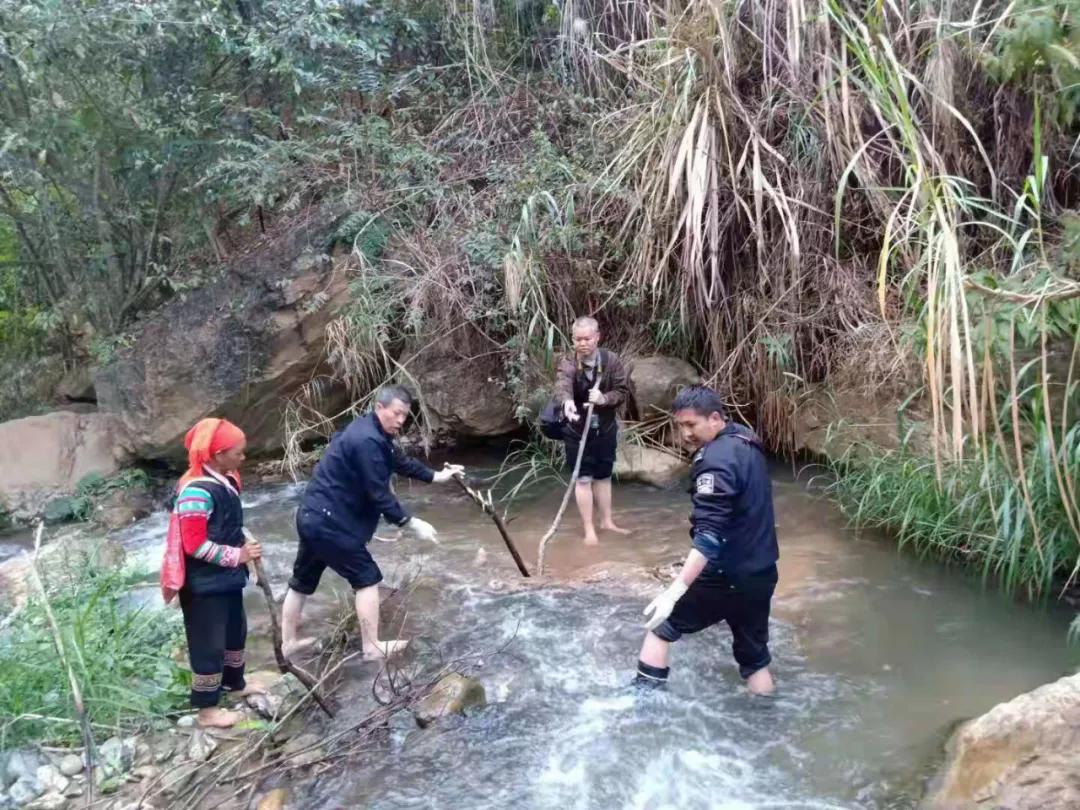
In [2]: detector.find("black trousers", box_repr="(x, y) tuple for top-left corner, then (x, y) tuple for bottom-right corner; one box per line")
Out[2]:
(179, 589), (247, 709)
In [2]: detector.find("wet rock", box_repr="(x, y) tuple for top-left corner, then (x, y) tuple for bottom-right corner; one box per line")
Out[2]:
(281, 734), (325, 768)
(921, 672), (1080, 809)
(132, 764), (160, 782)
(160, 762), (198, 797)
(256, 787), (289, 810)
(3, 749), (44, 788)
(614, 445), (689, 489)
(62, 781), (83, 799)
(8, 779), (43, 805)
(26, 792), (65, 810)
(413, 673), (487, 728)
(34, 765), (68, 796)
(176, 714), (197, 729)
(57, 755), (84, 777)
(186, 730), (218, 763)
(95, 486), (155, 530)
(150, 735), (178, 764)
(97, 737), (136, 779)
(245, 670), (289, 720)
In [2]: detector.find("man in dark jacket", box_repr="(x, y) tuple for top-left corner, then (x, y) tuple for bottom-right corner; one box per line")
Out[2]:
(281, 385), (464, 660)
(636, 385), (779, 695)
(552, 316), (633, 545)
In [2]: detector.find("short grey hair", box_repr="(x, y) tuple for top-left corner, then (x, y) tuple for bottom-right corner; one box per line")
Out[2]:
(572, 316), (599, 334)
(375, 384), (413, 407)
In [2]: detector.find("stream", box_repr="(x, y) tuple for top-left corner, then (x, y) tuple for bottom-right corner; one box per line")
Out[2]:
(103, 452), (1076, 809)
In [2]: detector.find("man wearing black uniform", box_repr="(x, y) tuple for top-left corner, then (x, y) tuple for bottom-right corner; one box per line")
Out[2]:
(280, 385), (464, 660)
(637, 385), (779, 695)
(553, 316), (633, 545)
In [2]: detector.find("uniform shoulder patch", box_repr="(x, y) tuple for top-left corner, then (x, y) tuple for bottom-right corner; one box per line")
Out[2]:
(695, 473), (715, 494)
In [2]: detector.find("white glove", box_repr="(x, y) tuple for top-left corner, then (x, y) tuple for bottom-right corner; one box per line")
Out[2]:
(432, 464), (464, 484)
(562, 400), (580, 422)
(642, 580), (689, 631)
(587, 389), (606, 406)
(406, 516), (439, 544)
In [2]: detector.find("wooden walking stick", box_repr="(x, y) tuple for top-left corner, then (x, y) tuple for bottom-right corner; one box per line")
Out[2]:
(243, 530), (335, 718)
(452, 474), (530, 577)
(536, 377), (601, 575)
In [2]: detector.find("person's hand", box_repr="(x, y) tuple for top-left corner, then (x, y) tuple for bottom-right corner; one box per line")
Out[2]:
(642, 580), (688, 631)
(406, 516), (439, 544)
(238, 540), (263, 564)
(432, 463), (465, 484)
(563, 400), (580, 422)
(587, 389), (606, 406)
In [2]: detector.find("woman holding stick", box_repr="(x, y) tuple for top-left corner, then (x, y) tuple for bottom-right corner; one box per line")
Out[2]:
(171, 418), (265, 728)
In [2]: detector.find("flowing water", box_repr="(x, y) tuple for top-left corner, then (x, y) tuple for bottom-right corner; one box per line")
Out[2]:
(110, 453), (1076, 809)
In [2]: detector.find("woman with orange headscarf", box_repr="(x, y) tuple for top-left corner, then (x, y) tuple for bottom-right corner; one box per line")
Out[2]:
(171, 417), (264, 728)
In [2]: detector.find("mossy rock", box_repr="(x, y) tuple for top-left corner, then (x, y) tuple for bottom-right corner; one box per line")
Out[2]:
(413, 673), (486, 729)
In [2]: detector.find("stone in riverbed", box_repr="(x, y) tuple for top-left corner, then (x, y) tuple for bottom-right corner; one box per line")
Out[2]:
(281, 734), (325, 768)
(57, 754), (84, 777)
(256, 787), (289, 810)
(160, 762), (198, 797)
(8, 778), (43, 805)
(26, 792), (65, 810)
(921, 672), (1080, 810)
(34, 765), (68, 796)
(97, 736), (136, 779)
(3, 749), (44, 789)
(413, 673), (487, 728)
(186, 730), (218, 763)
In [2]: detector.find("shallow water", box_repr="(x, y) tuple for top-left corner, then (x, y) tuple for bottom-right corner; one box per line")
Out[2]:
(114, 455), (1078, 809)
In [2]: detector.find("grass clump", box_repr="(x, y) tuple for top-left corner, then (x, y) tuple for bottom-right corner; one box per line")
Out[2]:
(0, 543), (188, 748)
(827, 415), (1080, 600)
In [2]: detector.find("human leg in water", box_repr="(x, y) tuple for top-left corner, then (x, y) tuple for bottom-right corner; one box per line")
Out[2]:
(575, 478), (599, 545)
(281, 588), (320, 660)
(355, 584), (408, 659)
(632, 631), (671, 689)
(593, 478), (630, 534)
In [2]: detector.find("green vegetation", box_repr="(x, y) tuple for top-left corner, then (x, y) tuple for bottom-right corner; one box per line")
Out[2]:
(0, 544), (187, 747)
(0, 1), (1078, 604)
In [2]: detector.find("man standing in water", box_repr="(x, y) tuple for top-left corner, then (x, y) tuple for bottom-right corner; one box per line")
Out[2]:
(281, 385), (464, 659)
(553, 316), (633, 545)
(636, 386), (779, 694)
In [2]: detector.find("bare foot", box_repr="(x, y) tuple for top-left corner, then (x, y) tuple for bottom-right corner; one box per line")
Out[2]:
(196, 707), (244, 728)
(746, 667), (775, 696)
(600, 522), (631, 535)
(282, 637), (319, 660)
(362, 639), (410, 660)
(582, 533), (600, 546)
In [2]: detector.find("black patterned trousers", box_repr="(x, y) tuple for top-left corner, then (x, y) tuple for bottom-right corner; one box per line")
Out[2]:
(179, 589), (247, 709)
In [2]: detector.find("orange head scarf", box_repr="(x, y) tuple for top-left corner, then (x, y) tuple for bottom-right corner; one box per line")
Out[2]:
(179, 418), (246, 489)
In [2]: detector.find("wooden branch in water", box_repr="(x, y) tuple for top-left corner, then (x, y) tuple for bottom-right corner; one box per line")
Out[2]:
(28, 523), (95, 807)
(452, 476), (530, 577)
(245, 543), (335, 718)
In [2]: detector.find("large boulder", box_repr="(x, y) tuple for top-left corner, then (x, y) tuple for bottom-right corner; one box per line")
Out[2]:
(410, 338), (518, 438)
(95, 216), (355, 461)
(629, 356), (701, 418)
(0, 411), (128, 518)
(921, 672), (1080, 809)
(614, 445), (689, 488)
